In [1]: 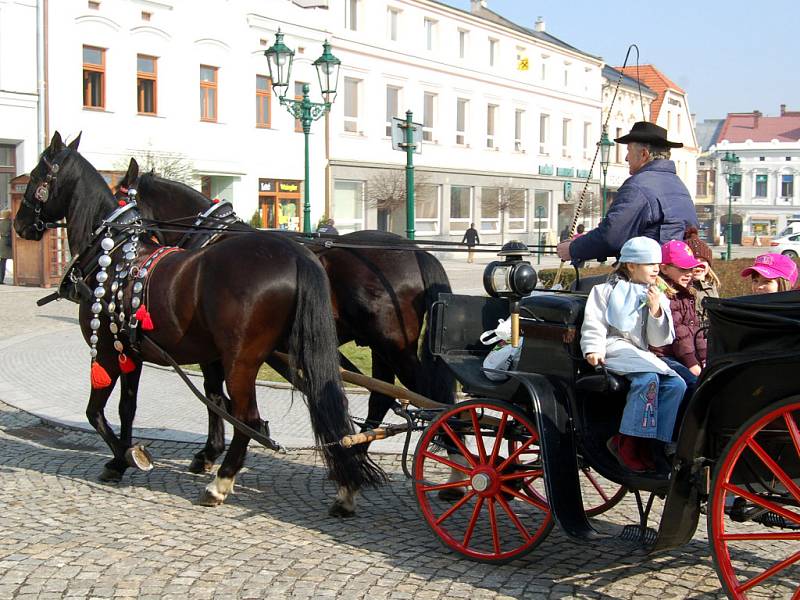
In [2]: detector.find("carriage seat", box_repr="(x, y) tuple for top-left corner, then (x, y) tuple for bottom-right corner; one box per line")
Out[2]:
(569, 274), (607, 293)
(574, 368), (626, 393)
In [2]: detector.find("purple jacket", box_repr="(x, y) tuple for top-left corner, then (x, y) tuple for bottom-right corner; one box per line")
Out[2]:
(651, 276), (707, 369)
(570, 160), (698, 261)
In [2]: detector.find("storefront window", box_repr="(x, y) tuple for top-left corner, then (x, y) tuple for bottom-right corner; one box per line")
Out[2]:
(449, 185), (472, 231)
(333, 180), (365, 233)
(507, 189), (527, 232)
(480, 187), (500, 232)
(415, 184), (440, 234)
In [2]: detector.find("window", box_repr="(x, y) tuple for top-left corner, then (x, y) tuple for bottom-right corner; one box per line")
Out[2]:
(88, 1), (99, 9)
(582, 122), (591, 159)
(136, 54), (157, 115)
(416, 184), (441, 234)
(333, 180), (364, 233)
(141, 11), (151, 21)
(385, 85), (400, 137)
(488, 38), (498, 66)
(82, 45), (105, 109)
(563, 63), (570, 87)
(486, 104), (497, 149)
(514, 109), (524, 151)
(696, 171), (708, 197)
(755, 174), (768, 198)
(562, 118), (571, 158)
(730, 177), (741, 197)
(615, 127), (622, 163)
(346, 0), (358, 30)
(516, 46), (528, 71)
(343, 77), (360, 133)
(423, 92), (436, 142)
(450, 185), (472, 230)
(256, 75), (271, 127)
(387, 8), (399, 41)
(200, 65), (218, 122)
(540, 55), (548, 81)
(782, 174), (794, 197)
(508, 189), (527, 232)
(534, 190), (550, 233)
(456, 98), (468, 145)
(458, 29), (468, 59)
(0, 144), (16, 211)
(294, 82), (306, 132)
(424, 18), (436, 51)
(539, 114), (550, 155)
(677, 113), (681, 134)
(480, 187), (500, 232)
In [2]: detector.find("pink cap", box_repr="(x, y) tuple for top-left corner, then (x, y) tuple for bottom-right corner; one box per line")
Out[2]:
(661, 240), (703, 269)
(741, 253), (798, 287)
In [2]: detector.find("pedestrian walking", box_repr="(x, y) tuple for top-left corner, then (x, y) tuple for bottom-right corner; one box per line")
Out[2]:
(462, 223), (480, 263)
(317, 218), (339, 235)
(0, 209), (12, 284)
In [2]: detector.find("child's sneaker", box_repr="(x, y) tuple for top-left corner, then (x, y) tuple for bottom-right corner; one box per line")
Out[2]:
(607, 434), (649, 473)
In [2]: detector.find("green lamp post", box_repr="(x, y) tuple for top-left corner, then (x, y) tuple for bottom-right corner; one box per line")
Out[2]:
(535, 204), (545, 265)
(265, 31), (341, 234)
(597, 127), (614, 218)
(721, 151), (741, 261)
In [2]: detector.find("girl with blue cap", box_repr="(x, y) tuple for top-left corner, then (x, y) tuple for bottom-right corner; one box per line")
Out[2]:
(580, 236), (687, 473)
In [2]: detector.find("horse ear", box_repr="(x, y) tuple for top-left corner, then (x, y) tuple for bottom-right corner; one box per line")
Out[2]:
(48, 131), (64, 155)
(122, 158), (139, 185)
(68, 132), (82, 150)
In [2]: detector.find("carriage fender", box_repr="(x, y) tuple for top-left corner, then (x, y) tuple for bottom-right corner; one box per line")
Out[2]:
(655, 353), (800, 551)
(506, 371), (601, 541)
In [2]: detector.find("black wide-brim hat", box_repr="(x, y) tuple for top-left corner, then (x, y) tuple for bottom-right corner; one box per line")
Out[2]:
(614, 121), (683, 148)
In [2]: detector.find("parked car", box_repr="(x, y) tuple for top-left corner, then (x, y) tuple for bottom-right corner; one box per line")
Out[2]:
(770, 234), (800, 257)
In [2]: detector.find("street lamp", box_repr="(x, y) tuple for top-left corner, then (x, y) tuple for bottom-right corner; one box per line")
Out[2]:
(265, 31), (341, 233)
(597, 127), (614, 218)
(535, 205), (545, 265)
(721, 151), (741, 261)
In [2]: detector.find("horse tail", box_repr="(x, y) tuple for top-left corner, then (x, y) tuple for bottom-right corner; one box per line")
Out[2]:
(288, 252), (386, 491)
(415, 250), (456, 405)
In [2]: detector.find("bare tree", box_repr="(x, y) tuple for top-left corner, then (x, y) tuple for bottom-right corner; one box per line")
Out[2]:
(114, 146), (196, 185)
(366, 168), (429, 212)
(491, 182), (527, 245)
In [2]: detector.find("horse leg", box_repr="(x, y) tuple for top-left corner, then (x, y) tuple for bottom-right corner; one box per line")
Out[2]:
(197, 366), (260, 506)
(330, 486), (359, 518)
(362, 355), (398, 431)
(189, 360), (229, 474)
(117, 361), (154, 473)
(85, 372), (129, 482)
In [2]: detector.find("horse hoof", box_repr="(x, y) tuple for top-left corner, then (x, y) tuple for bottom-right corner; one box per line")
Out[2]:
(98, 467), (124, 483)
(329, 500), (356, 518)
(438, 487), (466, 502)
(197, 488), (225, 507)
(188, 456), (214, 474)
(125, 445), (154, 471)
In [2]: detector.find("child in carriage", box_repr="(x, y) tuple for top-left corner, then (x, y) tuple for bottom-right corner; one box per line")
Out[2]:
(741, 253), (798, 294)
(684, 228), (719, 325)
(580, 237), (687, 473)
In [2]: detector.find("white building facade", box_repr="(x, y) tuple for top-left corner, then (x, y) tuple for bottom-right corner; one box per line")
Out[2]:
(17, 0), (603, 244)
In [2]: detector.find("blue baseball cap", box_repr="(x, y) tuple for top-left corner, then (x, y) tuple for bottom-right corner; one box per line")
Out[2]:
(619, 237), (662, 265)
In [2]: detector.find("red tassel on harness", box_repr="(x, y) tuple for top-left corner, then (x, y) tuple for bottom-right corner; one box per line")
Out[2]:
(118, 353), (136, 374)
(135, 305), (154, 331)
(91, 361), (112, 389)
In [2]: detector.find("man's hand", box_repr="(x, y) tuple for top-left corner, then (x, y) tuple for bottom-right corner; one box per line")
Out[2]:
(556, 240), (573, 261)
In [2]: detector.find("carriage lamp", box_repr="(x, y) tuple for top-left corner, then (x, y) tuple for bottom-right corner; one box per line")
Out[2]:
(264, 32), (341, 234)
(484, 241), (537, 348)
(597, 127), (614, 218)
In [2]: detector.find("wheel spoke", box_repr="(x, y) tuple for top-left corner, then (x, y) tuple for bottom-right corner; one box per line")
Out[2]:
(470, 410), (488, 463)
(500, 469), (544, 482)
(420, 480), (469, 493)
(497, 436), (536, 472)
(461, 496), (484, 548)
(747, 437), (800, 504)
(441, 421), (478, 468)
(421, 450), (471, 474)
(785, 411), (800, 464)
(501, 484), (549, 511)
(583, 468), (610, 501)
(737, 550), (800, 593)
(434, 489), (476, 526)
(723, 531), (800, 542)
(487, 498), (501, 555)
(496, 494), (533, 542)
(488, 413), (508, 466)
(724, 483), (800, 526)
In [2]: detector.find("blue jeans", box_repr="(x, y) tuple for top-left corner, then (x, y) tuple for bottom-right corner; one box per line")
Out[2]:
(620, 372), (687, 442)
(661, 356), (698, 401)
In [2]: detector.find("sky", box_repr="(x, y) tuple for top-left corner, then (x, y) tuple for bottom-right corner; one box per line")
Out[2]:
(440, 0), (798, 123)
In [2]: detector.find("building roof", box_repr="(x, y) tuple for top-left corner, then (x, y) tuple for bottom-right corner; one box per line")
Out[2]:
(695, 119), (725, 151)
(602, 65), (654, 95)
(431, 0), (600, 61)
(717, 109), (800, 143)
(616, 64), (685, 123)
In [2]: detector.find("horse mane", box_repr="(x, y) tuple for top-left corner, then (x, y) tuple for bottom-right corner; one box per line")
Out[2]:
(138, 172), (211, 209)
(341, 230), (418, 246)
(65, 150), (117, 255)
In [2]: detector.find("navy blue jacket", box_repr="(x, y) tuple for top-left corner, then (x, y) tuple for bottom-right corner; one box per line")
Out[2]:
(569, 160), (698, 261)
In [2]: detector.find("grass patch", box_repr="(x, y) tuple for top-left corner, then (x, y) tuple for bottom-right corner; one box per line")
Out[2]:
(254, 341), (373, 384)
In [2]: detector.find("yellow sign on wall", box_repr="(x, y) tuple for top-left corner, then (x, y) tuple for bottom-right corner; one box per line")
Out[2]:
(517, 57), (529, 71)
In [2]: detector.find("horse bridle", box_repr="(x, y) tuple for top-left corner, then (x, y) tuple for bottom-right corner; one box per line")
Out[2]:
(22, 149), (69, 232)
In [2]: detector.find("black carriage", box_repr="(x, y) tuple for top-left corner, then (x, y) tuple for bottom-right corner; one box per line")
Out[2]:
(410, 248), (800, 599)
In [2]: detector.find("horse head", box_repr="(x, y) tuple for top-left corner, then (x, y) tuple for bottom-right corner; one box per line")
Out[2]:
(16, 131), (116, 255)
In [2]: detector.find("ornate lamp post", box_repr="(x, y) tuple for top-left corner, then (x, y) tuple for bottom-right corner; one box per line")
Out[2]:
(721, 151), (741, 261)
(265, 31), (341, 233)
(535, 204), (545, 265)
(597, 127), (614, 218)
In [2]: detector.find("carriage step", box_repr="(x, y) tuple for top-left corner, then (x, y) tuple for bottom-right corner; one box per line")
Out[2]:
(618, 524), (658, 546)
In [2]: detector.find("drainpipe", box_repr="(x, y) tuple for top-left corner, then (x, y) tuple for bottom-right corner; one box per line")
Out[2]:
(36, 0), (49, 152)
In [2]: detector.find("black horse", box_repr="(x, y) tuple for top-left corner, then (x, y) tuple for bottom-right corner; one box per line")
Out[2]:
(115, 157), (455, 441)
(14, 132), (383, 514)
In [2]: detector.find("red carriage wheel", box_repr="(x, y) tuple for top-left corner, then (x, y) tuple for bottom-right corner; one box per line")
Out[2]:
(413, 399), (553, 563)
(708, 397), (800, 599)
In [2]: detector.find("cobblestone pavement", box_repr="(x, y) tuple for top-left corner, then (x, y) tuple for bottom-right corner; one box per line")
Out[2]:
(0, 264), (789, 599)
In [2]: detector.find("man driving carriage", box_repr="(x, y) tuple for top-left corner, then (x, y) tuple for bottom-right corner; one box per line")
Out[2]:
(557, 121), (698, 264)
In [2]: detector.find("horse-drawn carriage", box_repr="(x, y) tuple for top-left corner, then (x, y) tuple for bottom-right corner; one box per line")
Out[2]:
(14, 133), (800, 599)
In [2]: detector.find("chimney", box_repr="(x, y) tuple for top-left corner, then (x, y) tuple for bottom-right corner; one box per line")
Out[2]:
(753, 110), (761, 128)
(781, 104), (787, 116)
(534, 16), (545, 32)
(470, 0), (487, 13)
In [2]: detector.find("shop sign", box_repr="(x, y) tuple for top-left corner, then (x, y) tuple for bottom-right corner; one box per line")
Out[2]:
(279, 181), (299, 193)
(259, 179), (274, 193)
